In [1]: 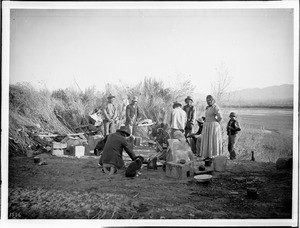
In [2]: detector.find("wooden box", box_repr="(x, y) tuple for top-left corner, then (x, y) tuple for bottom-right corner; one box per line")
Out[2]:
(74, 145), (85, 158)
(84, 144), (91, 155)
(165, 161), (194, 179)
(65, 145), (85, 157)
(52, 142), (67, 156)
(52, 149), (65, 156)
(88, 135), (103, 151)
(65, 145), (75, 156)
(134, 137), (142, 146)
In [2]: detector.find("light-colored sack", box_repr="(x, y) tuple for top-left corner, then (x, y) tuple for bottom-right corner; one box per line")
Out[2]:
(90, 112), (103, 126)
(166, 139), (193, 163)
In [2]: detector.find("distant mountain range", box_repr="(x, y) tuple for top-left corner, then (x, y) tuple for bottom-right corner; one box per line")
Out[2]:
(194, 84), (294, 107)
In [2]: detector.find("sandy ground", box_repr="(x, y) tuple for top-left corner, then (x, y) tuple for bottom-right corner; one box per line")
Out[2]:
(8, 150), (293, 220)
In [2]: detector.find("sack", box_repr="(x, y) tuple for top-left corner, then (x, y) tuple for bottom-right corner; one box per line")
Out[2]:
(90, 112), (103, 126)
(147, 157), (158, 170)
(167, 139), (192, 163)
(173, 149), (190, 163)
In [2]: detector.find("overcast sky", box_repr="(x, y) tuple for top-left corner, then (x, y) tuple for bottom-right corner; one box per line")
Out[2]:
(9, 5), (295, 94)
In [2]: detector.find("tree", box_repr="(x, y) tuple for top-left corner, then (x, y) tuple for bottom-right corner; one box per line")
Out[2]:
(211, 63), (232, 105)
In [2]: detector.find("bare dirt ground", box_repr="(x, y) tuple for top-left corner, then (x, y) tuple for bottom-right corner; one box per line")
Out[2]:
(8, 152), (292, 220)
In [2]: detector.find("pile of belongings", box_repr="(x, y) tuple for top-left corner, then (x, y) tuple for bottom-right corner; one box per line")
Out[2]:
(60, 134), (88, 150)
(137, 119), (156, 127)
(89, 109), (103, 126)
(149, 123), (170, 160)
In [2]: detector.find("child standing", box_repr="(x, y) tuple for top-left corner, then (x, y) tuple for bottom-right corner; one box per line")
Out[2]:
(226, 112), (241, 160)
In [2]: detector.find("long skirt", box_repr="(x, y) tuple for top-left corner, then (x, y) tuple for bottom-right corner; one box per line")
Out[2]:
(199, 121), (222, 158)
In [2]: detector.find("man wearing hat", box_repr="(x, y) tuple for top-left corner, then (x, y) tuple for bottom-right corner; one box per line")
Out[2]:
(125, 96), (140, 135)
(102, 94), (118, 136)
(187, 117), (205, 156)
(226, 112), (241, 160)
(98, 126), (138, 175)
(170, 101), (187, 138)
(183, 96), (196, 138)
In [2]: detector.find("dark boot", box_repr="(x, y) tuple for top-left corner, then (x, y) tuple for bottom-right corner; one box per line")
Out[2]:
(147, 157), (158, 170)
(230, 150), (236, 160)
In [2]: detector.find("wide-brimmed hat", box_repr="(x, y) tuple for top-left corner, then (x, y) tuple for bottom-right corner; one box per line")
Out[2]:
(185, 96), (193, 102)
(196, 117), (204, 123)
(116, 126), (131, 136)
(229, 112), (237, 117)
(135, 155), (145, 163)
(132, 96), (138, 102)
(173, 101), (182, 107)
(107, 94), (115, 99)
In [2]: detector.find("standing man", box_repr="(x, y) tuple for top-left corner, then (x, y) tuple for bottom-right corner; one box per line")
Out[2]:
(183, 96), (196, 138)
(169, 101), (187, 138)
(102, 94), (118, 136)
(120, 94), (130, 125)
(125, 96), (140, 135)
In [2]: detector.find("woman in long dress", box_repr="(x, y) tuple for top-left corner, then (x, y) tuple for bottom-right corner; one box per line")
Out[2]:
(199, 95), (223, 159)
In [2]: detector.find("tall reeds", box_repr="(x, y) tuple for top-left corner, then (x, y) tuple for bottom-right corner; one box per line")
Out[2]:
(9, 80), (292, 162)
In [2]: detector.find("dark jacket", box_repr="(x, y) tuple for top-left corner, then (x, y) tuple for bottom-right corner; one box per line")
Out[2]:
(125, 104), (140, 125)
(227, 119), (241, 135)
(195, 122), (204, 135)
(183, 105), (196, 123)
(187, 122), (203, 140)
(99, 132), (136, 169)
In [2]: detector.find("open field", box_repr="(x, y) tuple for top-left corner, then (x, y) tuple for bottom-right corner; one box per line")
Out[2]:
(220, 107), (293, 163)
(9, 155), (292, 220)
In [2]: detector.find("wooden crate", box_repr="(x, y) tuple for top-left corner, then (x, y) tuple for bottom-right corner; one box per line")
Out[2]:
(84, 144), (91, 155)
(51, 142), (67, 157)
(74, 146), (85, 158)
(52, 149), (65, 156)
(165, 161), (194, 179)
(88, 135), (103, 151)
(65, 145), (85, 157)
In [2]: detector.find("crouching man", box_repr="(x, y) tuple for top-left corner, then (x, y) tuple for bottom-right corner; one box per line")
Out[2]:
(98, 126), (137, 175)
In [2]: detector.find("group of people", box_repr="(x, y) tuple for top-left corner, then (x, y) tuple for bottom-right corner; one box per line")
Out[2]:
(98, 94), (142, 175)
(98, 93), (241, 175)
(101, 94), (141, 137)
(170, 95), (241, 160)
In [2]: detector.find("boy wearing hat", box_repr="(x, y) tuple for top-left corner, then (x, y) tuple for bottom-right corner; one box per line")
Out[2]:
(183, 96), (196, 138)
(125, 96), (140, 135)
(99, 126), (138, 175)
(102, 94), (118, 136)
(226, 112), (241, 160)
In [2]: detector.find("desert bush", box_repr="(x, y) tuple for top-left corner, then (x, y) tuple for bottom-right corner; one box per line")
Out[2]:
(9, 83), (36, 116)
(132, 77), (173, 123)
(9, 83), (71, 151)
(98, 77), (196, 125)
